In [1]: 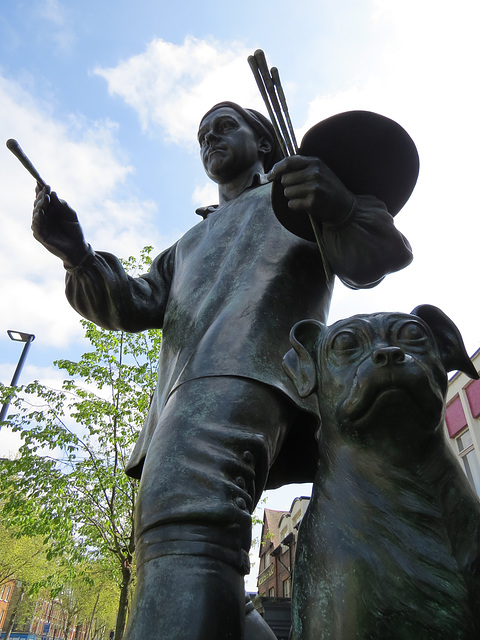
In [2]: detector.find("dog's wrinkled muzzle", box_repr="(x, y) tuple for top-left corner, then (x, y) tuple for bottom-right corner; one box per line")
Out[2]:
(338, 351), (445, 429)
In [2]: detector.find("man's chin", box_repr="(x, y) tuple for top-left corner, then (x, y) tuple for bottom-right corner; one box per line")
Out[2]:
(206, 168), (237, 185)
(205, 164), (229, 184)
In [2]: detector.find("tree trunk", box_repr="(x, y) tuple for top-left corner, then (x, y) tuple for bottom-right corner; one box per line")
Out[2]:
(114, 564), (132, 640)
(85, 591), (101, 640)
(63, 610), (75, 640)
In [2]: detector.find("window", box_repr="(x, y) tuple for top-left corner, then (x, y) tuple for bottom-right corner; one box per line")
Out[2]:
(292, 511), (303, 527)
(283, 578), (291, 597)
(268, 587), (275, 597)
(457, 428), (480, 496)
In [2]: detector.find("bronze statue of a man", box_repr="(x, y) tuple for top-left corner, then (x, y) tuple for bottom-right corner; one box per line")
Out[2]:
(32, 102), (413, 639)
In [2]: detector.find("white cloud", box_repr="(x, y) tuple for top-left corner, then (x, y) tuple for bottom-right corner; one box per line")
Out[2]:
(0, 362), (68, 458)
(38, 0), (66, 26)
(93, 21), (480, 357)
(296, 0), (480, 356)
(0, 357), (130, 459)
(3, 7), (479, 382)
(0, 428), (22, 458)
(36, 0), (75, 53)
(93, 36), (265, 150)
(191, 181), (218, 209)
(0, 73), (165, 349)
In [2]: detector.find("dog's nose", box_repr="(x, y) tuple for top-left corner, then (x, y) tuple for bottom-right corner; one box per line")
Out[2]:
(371, 346), (405, 367)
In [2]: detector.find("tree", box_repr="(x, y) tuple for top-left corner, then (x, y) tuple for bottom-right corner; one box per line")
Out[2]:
(0, 523), (44, 639)
(0, 247), (161, 640)
(74, 563), (119, 640)
(52, 562), (118, 640)
(0, 522), (52, 588)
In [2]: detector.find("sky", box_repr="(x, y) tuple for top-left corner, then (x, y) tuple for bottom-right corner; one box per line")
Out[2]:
(1, 0), (480, 587)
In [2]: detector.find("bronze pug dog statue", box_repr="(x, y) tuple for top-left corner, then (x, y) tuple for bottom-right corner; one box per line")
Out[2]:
(283, 305), (480, 640)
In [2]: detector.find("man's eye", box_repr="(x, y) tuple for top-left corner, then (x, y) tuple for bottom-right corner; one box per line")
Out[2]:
(331, 331), (360, 352)
(397, 321), (428, 342)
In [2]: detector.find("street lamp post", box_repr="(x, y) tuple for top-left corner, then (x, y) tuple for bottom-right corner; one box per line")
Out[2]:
(0, 330), (35, 424)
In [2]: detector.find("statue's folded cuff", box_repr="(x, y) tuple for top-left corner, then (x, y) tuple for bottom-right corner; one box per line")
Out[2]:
(137, 538), (251, 575)
(323, 194), (357, 230)
(64, 244), (96, 274)
(136, 524), (251, 575)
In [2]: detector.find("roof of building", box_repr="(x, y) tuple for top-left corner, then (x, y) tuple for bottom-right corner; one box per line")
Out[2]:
(260, 508), (288, 553)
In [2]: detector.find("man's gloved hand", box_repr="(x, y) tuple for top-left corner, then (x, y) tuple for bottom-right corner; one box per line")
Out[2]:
(32, 185), (91, 268)
(267, 155), (355, 226)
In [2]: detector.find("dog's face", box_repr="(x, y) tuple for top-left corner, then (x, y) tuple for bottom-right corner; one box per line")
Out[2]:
(283, 305), (478, 437)
(314, 312), (447, 433)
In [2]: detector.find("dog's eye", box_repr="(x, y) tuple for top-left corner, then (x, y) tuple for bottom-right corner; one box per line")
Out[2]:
(331, 331), (360, 352)
(397, 321), (428, 342)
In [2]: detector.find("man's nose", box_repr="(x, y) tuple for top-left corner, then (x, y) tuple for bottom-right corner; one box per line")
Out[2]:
(204, 130), (219, 144)
(371, 346), (406, 367)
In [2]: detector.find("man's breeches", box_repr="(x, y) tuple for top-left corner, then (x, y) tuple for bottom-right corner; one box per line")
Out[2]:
(135, 376), (296, 574)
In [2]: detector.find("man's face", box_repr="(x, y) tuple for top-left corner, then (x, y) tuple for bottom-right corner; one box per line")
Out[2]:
(198, 107), (265, 184)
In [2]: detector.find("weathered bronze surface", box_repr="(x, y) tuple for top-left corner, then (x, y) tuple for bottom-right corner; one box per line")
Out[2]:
(284, 306), (480, 640)
(31, 102), (415, 639)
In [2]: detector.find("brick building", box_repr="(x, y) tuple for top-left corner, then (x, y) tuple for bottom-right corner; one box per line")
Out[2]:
(0, 579), (22, 636)
(0, 585), (89, 640)
(28, 596), (88, 640)
(257, 497), (310, 599)
(255, 498), (309, 639)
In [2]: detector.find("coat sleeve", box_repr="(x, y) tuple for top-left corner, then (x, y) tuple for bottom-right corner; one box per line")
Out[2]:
(321, 194), (413, 289)
(64, 244), (176, 332)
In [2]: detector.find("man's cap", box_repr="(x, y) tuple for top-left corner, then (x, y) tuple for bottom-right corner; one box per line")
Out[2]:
(200, 101), (283, 172)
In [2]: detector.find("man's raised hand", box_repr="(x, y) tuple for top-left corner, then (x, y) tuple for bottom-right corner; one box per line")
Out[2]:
(32, 185), (91, 268)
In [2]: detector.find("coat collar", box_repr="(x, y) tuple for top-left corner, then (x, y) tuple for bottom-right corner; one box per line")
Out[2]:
(195, 172), (268, 219)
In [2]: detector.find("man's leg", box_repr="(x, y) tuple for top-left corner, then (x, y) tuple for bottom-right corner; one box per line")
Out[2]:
(126, 555), (245, 640)
(124, 377), (295, 640)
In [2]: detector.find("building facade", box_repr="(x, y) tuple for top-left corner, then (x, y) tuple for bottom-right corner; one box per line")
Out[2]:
(0, 580), (22, 636)
(0, 585), (89, 640)
(27, 596), (88, 640)
(444, 348), (480, 497)
(257, 497), (310, 599)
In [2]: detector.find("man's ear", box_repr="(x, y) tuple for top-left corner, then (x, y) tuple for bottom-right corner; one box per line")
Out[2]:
(412, 304), (478, 379)
(283, 319), (326, 397)
(258, 136), (272, 155)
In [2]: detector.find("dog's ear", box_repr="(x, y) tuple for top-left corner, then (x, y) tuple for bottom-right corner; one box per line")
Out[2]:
(283, 319), (326, 397)
(411, 304), (478, 379)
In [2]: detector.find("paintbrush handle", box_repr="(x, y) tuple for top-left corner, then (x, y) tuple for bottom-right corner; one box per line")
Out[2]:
(6, 138), (47, 187)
